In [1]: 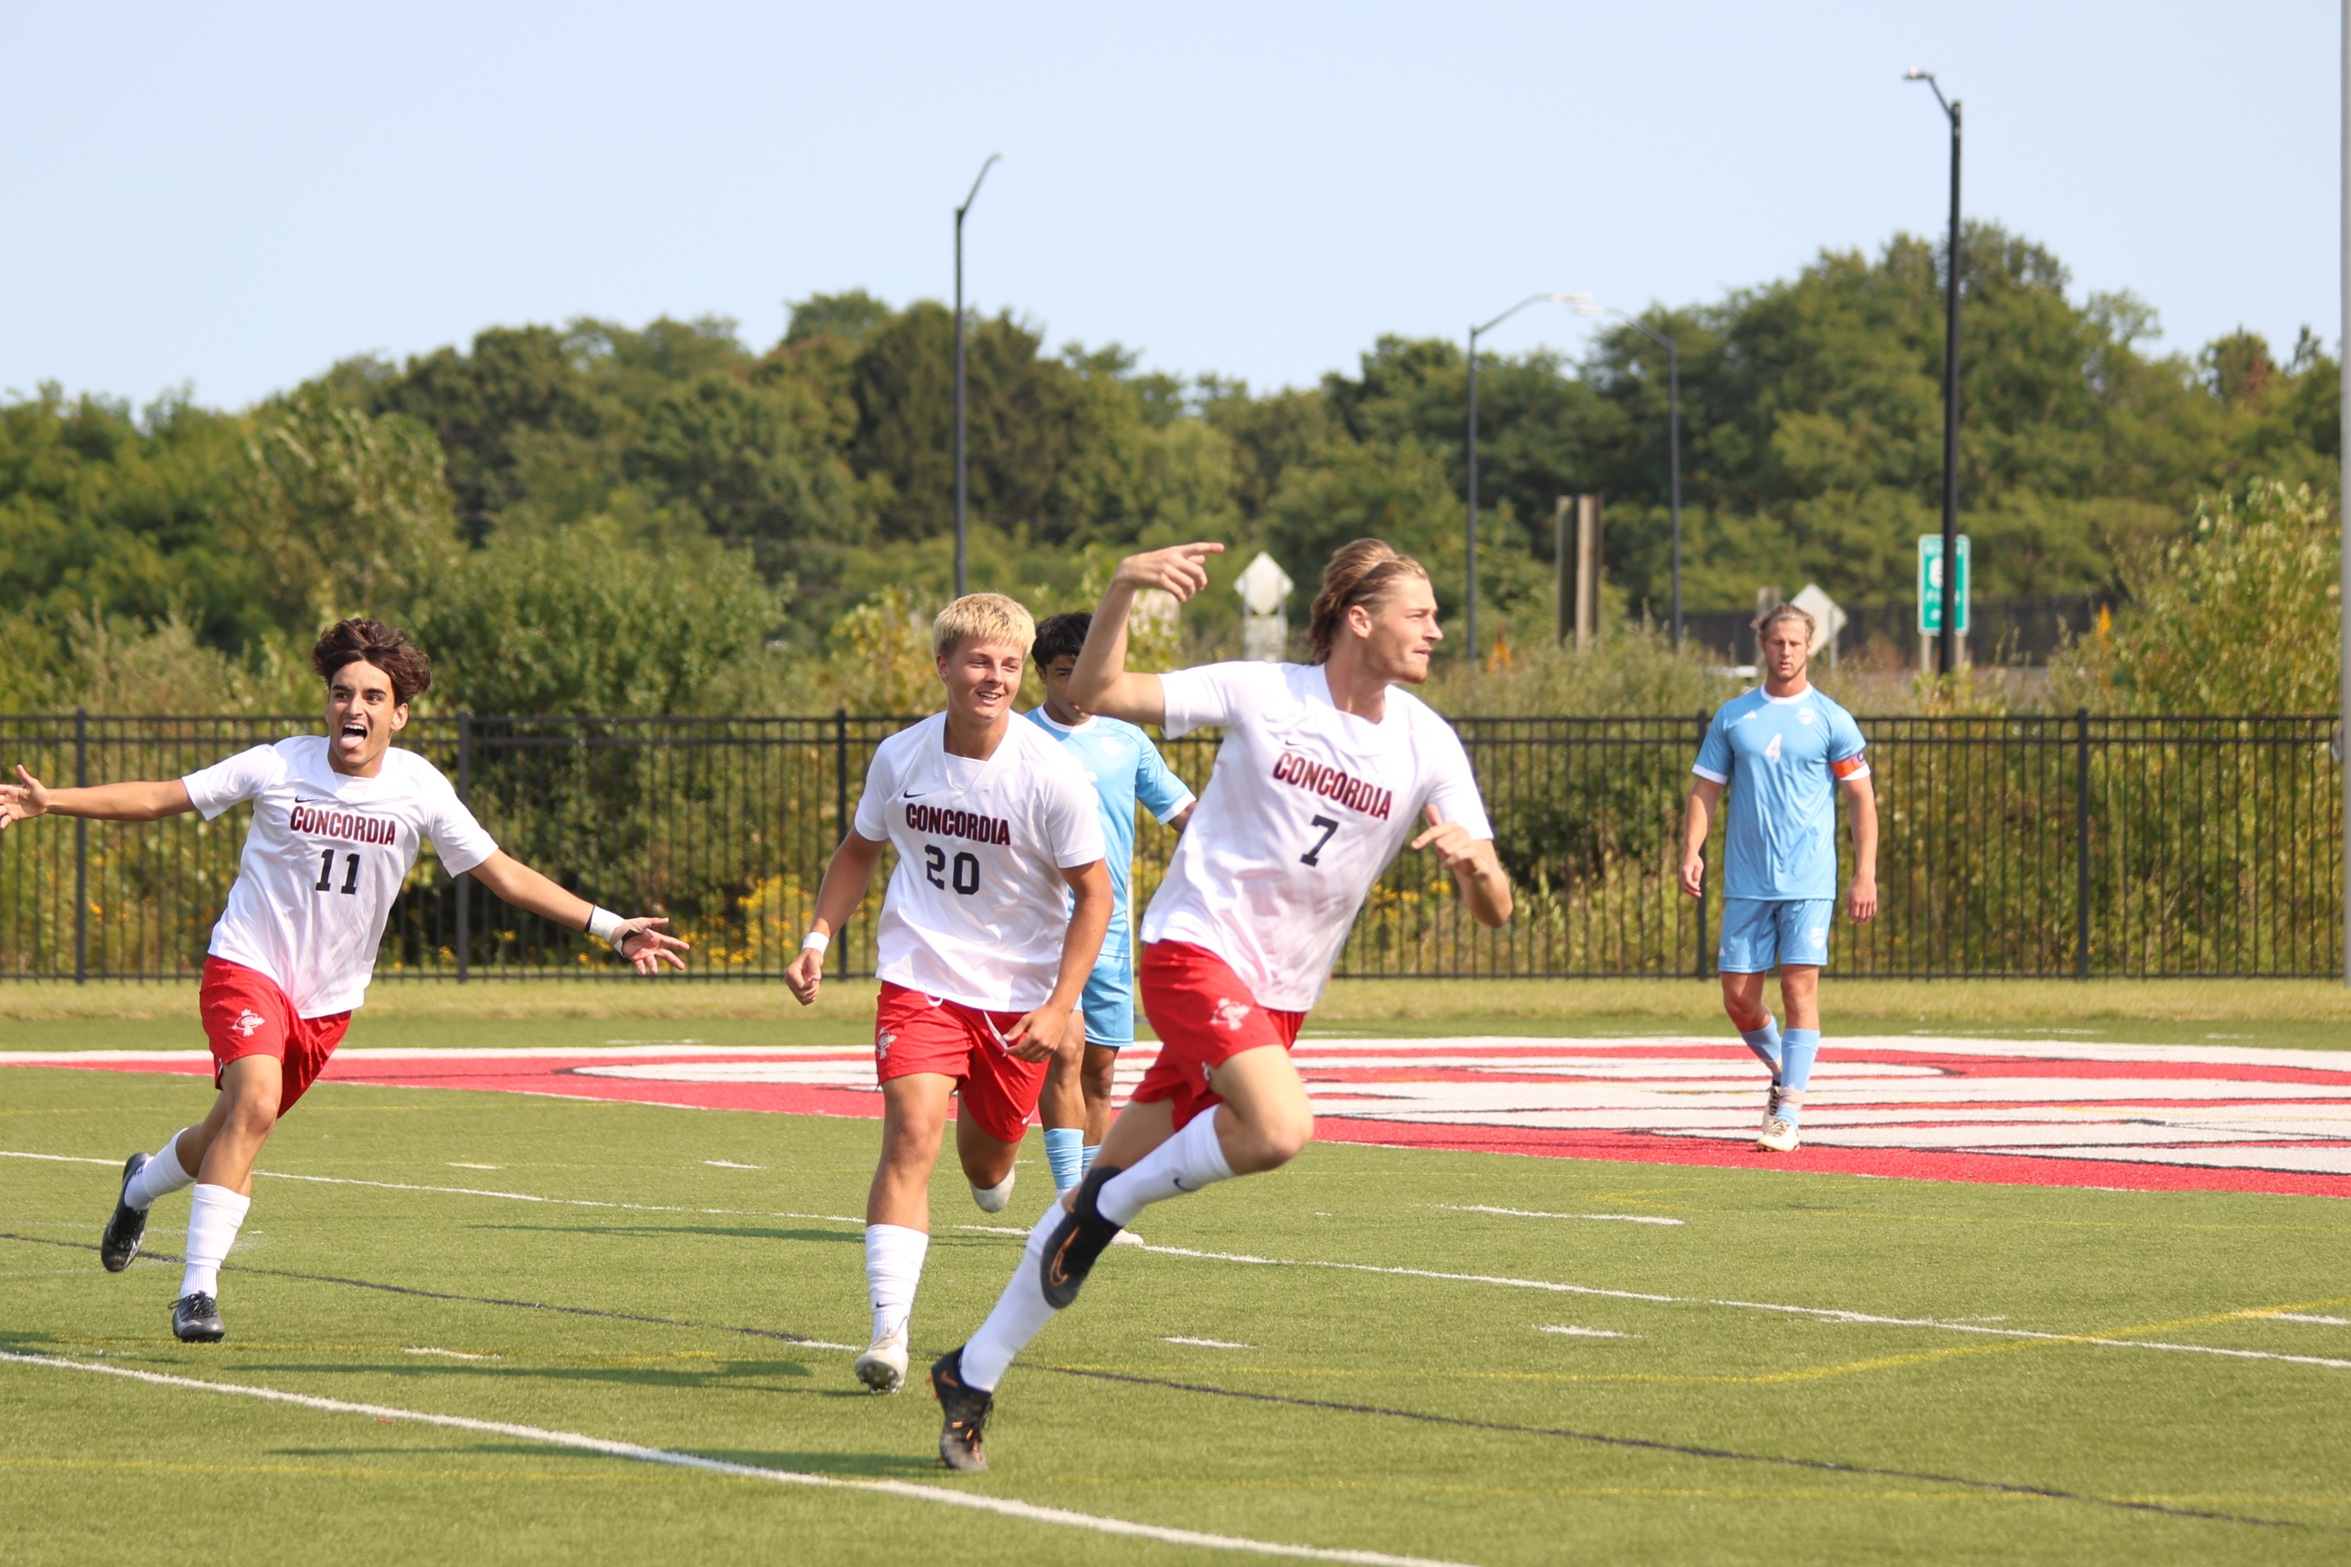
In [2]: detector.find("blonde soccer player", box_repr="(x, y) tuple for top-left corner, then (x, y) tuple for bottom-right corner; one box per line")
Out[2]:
(785, 594), (1112, 1396)
(1679, 601), (1879, 1153)
(0, 618), (688, 1344)
(927, 540), (1513, 1471)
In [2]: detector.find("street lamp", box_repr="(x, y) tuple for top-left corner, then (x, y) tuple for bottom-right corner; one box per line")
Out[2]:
(1906, 68), (1963, 676)
(1467, 291), (1586, 682)
(953, 151), (1004, 598)
(1573, 302), (1683, 648)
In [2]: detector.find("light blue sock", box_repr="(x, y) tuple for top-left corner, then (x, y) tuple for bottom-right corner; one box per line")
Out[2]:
(1044, 1128), (1085, 1192)
(1738, 1014), (1783, 1077)
(1080, 1142), (1101, 1179)
(1779, 1030), (1821, 1125)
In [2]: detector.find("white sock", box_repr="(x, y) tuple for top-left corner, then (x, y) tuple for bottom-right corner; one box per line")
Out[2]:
(125, 1133), (195, 1210)
(1097, 1107), (1235, 1228)
(180, 1184), (249, 1299)
(863, 1223), (929, 1344)
(960, 1201), (1065, 1392)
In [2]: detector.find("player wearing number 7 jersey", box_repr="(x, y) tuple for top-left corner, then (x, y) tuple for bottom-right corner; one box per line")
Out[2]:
(0, 618), (689, 1345)
(927, 539), (1514, 1471)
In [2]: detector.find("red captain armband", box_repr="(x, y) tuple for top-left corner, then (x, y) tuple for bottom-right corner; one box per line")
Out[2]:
(1831, 755), (1871, 781)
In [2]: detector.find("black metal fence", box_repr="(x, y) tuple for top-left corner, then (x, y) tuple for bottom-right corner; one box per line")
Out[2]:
(1685, 596), (2107, 668)
(0, 711), (2339, 983)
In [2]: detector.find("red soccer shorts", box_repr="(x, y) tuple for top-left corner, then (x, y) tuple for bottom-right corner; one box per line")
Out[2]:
(199, 956), (352, 1117)
(873, 983), (1049, 1146)
(1132, 941), (1306, 1130)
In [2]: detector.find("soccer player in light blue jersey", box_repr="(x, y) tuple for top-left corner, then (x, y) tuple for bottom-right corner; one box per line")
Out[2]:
(1025, 611), (1196, 1193)
(1680, 602), (1879, 1153)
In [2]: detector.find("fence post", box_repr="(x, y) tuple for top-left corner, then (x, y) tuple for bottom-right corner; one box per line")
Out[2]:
(73, 707), (88, 985)
(834, 708), (850, 979)
(2075, 707), (2091, 981)
(455, 714), (472, 985)
(1693, 707), (1710, 980)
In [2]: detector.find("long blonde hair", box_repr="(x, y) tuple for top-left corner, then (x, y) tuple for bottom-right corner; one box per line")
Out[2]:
(1306, 540), (1431, 663)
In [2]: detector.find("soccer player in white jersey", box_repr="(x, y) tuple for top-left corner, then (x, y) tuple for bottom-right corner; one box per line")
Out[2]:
(1680, 602), (1879, 1153)
(784, 594), (1112, 1397)
(0, 618), (688, 1343)
(926, 539), (1513, 1471)
(1024, 610), (1196, 1195)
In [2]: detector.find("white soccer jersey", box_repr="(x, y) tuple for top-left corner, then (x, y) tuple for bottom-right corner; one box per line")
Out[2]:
(1141, 661), (1494, 1013)
(852, 713), (1109, 1012)
(182, 738), (499, 1018)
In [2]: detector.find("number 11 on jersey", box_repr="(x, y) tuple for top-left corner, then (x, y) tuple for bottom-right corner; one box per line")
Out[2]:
(314, 848), (359, 896)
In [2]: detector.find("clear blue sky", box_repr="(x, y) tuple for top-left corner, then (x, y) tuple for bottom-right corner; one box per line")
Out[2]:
(1, 1), (2335, 410)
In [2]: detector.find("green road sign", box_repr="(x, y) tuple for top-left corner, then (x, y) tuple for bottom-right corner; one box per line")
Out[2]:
(1917, 534), (1971, 634)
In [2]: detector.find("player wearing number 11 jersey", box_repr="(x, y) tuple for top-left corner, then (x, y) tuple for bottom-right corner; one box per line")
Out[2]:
(0, 619), (688, 1344)
(928, 539), (1515, 1471)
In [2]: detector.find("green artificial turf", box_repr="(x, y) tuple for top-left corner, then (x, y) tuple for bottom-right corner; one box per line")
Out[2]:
(3, 1053), (2349, 1566)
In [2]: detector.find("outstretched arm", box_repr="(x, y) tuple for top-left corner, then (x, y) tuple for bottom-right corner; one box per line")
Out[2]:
(783, 830), (888, 1006)
(0, 766), (193, 829)
(1070, 542), (1225, 726)
(469, 851), (689, 975)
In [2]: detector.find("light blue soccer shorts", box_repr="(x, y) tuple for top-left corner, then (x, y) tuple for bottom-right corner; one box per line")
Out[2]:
(1080, 925), (1136, 1049)
(1717, 897), (1836, 973)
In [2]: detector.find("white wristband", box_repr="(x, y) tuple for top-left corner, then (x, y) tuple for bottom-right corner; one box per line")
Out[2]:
(586, 906), (627, 949)
(800, 930), (830, 955)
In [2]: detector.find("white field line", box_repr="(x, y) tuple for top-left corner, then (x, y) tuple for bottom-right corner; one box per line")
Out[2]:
(1437, 1205), (1684, 1226)
(1165, 1337), (1255, 1350)
(8, 1149), (2344, 1373)
(2275, 1313), (2351, 1325)
(0, 1352), (1469, 1567)
(1536, 1325), (1636, 1339)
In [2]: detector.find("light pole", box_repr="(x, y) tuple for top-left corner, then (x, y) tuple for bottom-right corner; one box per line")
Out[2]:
(1907, 68), (1963, 677)
(1575, 303), (1683, 647)
(1467, 292), (1584, 681)
(953, 151), (1004, 598)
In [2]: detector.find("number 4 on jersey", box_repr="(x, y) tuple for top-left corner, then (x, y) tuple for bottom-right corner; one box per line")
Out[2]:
(314, 848), (359, 895)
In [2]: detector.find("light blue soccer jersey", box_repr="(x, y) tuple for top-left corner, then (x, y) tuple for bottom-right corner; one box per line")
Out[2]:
(1693, 686), (1869, 900)
(1021, 708), (1196, 924)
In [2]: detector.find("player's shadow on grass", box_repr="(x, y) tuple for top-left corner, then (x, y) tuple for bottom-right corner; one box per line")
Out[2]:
(239, 1358), (822, 1391)
(472, 1223), (862, 1245)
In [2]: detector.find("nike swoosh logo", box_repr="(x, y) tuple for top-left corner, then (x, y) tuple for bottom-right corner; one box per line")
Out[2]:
(1171, 1175), (1191, 1192)
(904, 791), (929, 799)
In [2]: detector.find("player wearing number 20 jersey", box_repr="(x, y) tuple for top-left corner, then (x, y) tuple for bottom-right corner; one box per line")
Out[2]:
(787, 593), (1114, 1400)
(854, 710), (1106, 1015)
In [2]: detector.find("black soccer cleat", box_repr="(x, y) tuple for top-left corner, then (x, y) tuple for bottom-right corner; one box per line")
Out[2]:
(172, 1293), (225, 1343)
(100, 1153), (150, 1273)
(930, 1347), (994, 1473)
(1038, 1161), (1124, 1311)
